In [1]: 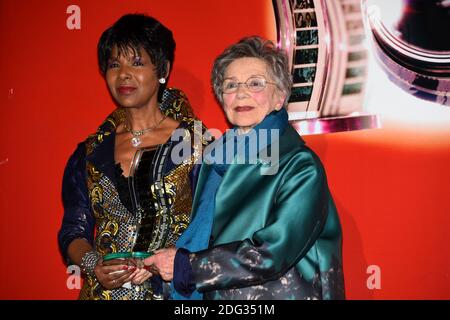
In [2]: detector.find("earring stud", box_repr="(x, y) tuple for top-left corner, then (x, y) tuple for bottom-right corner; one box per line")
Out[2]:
(159, 78), (166, 84)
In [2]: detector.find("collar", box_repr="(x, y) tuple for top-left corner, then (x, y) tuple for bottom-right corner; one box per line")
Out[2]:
(85, 87), (198, 180)
(204, 108), (290, 172)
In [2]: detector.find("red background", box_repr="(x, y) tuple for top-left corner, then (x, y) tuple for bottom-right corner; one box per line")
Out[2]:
(0, 0), (448, 299)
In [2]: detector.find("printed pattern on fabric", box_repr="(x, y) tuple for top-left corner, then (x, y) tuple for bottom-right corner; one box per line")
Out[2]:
(78, 88), (208, 300)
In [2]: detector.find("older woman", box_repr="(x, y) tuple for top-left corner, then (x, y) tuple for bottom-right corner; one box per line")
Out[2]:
(58, 14), (207, 300)
(145, 36), (345, 300)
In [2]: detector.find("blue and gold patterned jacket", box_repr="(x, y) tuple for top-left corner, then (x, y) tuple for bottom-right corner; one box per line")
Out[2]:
(58, 88), (208, 300)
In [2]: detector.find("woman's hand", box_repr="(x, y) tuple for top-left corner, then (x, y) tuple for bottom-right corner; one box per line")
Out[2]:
(130, 267), (153, 285)
(93, 259), (137, 290)
(143, 247), (177, 281)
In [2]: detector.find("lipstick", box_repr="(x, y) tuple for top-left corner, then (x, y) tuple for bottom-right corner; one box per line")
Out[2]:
(235, 106), (254, 112)
(117, 86), (136, 95)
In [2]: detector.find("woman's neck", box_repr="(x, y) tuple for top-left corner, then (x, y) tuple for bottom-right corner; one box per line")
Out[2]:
(125, 104), (165, 131)
(236, 126), (252, 135)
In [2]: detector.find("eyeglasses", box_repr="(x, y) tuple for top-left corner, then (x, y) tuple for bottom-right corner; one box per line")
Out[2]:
(221, 77), (276, 94)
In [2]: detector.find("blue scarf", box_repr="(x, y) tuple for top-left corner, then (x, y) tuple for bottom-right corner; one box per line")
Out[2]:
(171, 108), (288, 299)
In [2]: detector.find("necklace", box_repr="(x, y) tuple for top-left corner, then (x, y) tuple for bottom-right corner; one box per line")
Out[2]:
(125, 114), (167, 148)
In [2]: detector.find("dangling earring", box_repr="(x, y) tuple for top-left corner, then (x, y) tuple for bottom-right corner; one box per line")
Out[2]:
(159, 78), (166, 84)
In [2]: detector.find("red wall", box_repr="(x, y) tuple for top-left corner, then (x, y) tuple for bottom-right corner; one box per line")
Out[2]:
(0, 0), (448, 299)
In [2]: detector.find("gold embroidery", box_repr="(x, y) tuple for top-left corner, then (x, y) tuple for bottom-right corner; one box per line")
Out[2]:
(80, 88), (209, 300)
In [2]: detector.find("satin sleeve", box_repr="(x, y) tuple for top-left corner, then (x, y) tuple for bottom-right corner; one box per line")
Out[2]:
(57, 143), (95, 265)
(191, 151), (329, 292)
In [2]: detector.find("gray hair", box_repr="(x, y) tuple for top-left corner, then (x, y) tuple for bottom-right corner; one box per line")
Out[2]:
(211, 36), (292, 106)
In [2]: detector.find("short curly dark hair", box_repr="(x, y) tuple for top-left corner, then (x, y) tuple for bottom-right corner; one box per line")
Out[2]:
(97, 13), (175, 80)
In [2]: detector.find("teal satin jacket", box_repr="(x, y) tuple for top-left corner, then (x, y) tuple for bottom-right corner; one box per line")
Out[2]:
(190, 125), (345, 300)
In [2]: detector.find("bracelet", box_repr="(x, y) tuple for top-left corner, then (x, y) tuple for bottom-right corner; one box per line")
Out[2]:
(80, 251), (102, 276)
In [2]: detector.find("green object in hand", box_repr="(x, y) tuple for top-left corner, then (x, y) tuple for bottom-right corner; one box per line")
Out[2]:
(103, 251), (153, 261)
